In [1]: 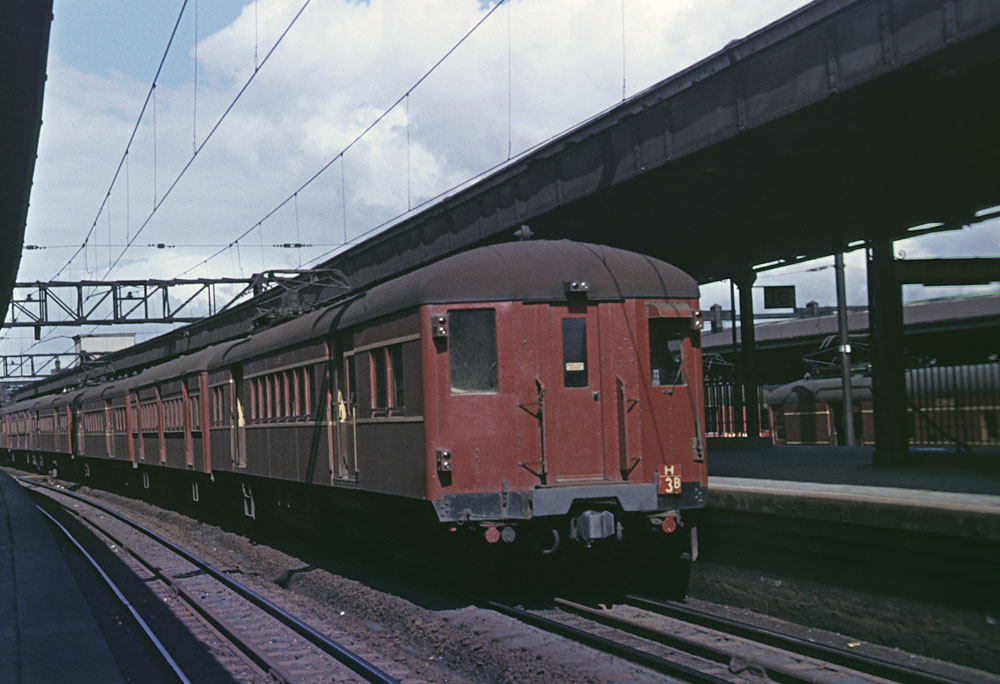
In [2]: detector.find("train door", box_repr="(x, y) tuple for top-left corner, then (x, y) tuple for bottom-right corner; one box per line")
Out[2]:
(335, 347), (358, 481)
(72, 405), (84, 457)
(232, 368), (247, 468)
(541, 304), (609, 481)
(130, 393), (143, 462)
(645, 303), (706, 479)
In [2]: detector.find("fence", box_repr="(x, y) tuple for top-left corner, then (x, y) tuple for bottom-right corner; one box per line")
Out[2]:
(907, 362), (1000, 450)
(703, 372), (770, 438)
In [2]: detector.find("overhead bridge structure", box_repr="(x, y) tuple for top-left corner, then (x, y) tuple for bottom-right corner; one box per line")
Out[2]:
(323, 0), (1000, 288)
(11, 0), (1000, 463)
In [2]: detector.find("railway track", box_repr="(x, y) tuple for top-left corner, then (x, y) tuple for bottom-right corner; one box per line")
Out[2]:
(489, 596), (989, 684)
(22, 477), (402, 684)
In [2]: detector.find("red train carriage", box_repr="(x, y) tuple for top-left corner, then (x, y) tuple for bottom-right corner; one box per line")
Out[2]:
(1, 240), (706, 558)
(401, 241), (706, 548)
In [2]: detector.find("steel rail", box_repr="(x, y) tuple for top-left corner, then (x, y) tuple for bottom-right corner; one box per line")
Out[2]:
(22, 478), (401, 684)
(35, 505), (193, 684)
(554, 597), (818, 684)
(38, 492), (294, 684)
(625, 594), (969, 684)
(487, 600), (731, 684)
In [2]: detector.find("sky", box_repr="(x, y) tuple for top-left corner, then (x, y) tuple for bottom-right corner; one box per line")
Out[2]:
(6, 0), (999, 366)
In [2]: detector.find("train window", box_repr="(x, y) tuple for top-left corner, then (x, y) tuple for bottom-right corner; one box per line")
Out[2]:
(389, 345), (404, 410)
(346, 357), (357, 407)
(372, 349), (388, 412)
(267, 375), (275, 419)
(649, 318), (687, 386)
(211, 386), (226, 426)
(302, 366), (314, 417)
(449, 310), (497, 393)
(562, 318), (589, 388)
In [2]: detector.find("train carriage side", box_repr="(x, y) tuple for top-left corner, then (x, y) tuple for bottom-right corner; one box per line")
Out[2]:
(335, 303), (427, 499)
(77, 384), (114, 459)
(35, 394), (62, 454)
(212, 309), (336, 485)
(124, 343), (242, 476)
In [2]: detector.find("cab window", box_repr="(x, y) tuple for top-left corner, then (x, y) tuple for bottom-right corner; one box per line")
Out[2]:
(449, 310), (497, 393)
(650, 318), (687, 386)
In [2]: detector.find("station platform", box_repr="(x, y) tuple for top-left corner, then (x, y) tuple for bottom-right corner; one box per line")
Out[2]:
(706, 445), (1000, 540)
(0, 470), (124, 684)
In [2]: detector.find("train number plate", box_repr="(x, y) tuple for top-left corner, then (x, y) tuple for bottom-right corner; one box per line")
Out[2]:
(658, 464), (682, 495)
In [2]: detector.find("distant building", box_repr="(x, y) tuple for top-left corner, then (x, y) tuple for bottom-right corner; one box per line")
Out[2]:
(73, 333), (136, 363)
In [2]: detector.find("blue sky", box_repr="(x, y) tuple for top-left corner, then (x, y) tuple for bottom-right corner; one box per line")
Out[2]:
(51, 1), (245, 85)
(7, 0), (998, 361)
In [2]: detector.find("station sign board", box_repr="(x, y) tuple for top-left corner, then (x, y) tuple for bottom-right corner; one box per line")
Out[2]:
(763, 285), (796, 309)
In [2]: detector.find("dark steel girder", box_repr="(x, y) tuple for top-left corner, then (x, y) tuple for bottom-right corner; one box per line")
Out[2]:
(1, 353), (78, 380)
(316, 0), (1000, 289)
(5, 278), (252, 328)
(0, 1), (53, 326)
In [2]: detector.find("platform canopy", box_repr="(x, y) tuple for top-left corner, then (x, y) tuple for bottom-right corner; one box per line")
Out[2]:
(321, 0), (1000, 288)
(0, 1), (53, 326)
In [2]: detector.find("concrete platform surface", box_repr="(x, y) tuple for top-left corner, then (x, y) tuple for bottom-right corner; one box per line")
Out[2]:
(707, 476), (1000, 540)
(0, 471), (124, 684)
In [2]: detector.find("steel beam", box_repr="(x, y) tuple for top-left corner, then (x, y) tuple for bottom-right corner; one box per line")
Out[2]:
(0, 353), (78, 379)
(4, 277), (252, 328)
(835, 252), (855, 447)
(738, 269), (760, 439)
(894, 258), (1000, 286)
(867, 237), (908, 466)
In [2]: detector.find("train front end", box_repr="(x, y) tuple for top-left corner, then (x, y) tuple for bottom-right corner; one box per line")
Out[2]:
(419, 241), (706, 561)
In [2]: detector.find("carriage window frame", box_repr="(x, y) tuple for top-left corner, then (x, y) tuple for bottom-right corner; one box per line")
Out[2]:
(448, 309), (498, 394)
(369, 344), (405, 416)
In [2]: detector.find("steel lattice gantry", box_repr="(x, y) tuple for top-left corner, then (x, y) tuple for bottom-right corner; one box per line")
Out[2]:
(6, 278), (252, 328)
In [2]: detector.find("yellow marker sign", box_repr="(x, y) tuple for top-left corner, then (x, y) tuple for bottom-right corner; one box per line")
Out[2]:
(659, 464), (682, 495)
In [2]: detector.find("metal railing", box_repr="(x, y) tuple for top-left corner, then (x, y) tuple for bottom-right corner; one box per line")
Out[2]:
(907, 362), (1000, 450)
(703, 373), (769, 439)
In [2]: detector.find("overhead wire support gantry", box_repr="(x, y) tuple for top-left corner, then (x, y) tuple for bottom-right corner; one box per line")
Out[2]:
(4, 267), (353, 333)
(5, 277), (252, 329)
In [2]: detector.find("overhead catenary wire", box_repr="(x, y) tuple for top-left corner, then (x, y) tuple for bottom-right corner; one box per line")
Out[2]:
(49, 0), (191, 282)
(507, 0), (513, 160)
(621, 0), (627, 100)
(193, 0), (199, 153)
(174, 0), (510, 280)
(100, 0), (315, 285)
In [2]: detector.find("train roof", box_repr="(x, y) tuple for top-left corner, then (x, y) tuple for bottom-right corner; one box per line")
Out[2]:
(77, 379), (131, 404)
(219, 240), (698, 365)
(766, 364), (1000, 405)
(340, 240), (699, 326)
(219, 310), (330, 367)
(132, 341), (241, 388)
(766, 376), (873, 405)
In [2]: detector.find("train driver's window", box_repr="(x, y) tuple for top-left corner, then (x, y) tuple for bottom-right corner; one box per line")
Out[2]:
(650, 318), (687, 386)
(449, 309), (498, 393)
